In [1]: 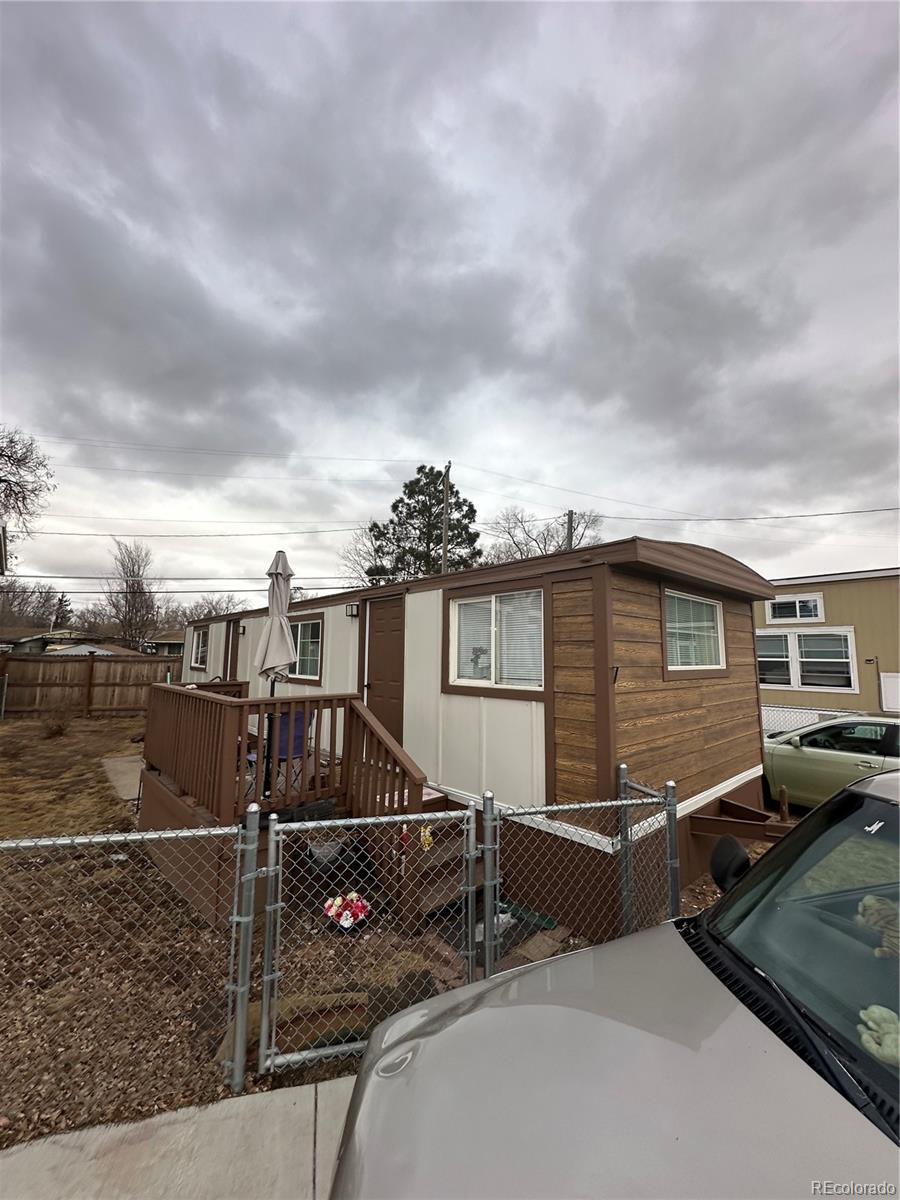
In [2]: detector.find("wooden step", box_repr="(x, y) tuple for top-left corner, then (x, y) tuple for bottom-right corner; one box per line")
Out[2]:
(418, 861), (484, 916)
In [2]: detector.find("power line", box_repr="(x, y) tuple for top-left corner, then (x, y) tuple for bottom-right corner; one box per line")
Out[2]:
(13, 526), (363, 539)
(34, 431), (899, 525)
(45, 512), (370, 524)
(39, 434), (422, 463)
(52, 462), (409, 484)
(9, 574), (376, 581)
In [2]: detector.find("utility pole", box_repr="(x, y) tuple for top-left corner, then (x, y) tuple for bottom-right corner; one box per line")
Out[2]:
(441, 461), (451, 574)
(565, 509), (574, 552)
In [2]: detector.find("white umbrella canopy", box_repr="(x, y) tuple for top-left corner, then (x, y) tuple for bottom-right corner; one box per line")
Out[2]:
(254, 550), (296, 681)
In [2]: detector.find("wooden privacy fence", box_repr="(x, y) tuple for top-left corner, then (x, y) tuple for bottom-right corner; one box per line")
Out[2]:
(0, 654), (182, 717)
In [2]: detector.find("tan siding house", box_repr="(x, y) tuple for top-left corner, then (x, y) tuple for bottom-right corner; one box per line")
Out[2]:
(752, 568), (899, 715)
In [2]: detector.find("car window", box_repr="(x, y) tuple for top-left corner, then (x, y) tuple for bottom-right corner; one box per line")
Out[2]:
(882, 724), (899, 758)
(799, 722), (886, 755)
(783, 833), (898, 899)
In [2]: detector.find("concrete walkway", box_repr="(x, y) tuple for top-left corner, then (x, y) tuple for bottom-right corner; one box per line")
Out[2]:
(0, 1077), (356, 1200)
(101, 756), (143, 805)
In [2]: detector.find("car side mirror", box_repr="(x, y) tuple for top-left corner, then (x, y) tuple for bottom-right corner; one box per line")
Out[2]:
(789, 735), (801, 749)
(710, 836), (752, 893)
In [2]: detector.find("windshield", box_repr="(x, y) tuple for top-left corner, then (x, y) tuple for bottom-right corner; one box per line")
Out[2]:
(709, 790), (898, 1096)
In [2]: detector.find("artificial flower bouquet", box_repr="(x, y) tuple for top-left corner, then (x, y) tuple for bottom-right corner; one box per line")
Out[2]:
(323, 891), (370, 930)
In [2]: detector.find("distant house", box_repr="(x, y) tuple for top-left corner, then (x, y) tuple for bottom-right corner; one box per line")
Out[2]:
(0, 629), (91, 655)
(45, 641), (143, 656)
(753, 567), (900, 720)
(143, 631), (185, 656)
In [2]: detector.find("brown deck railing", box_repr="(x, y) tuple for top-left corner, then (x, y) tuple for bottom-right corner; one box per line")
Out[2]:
(143, 685), (425, 824)
(184, 679), (250, 698)
(345, 699), (426, 817)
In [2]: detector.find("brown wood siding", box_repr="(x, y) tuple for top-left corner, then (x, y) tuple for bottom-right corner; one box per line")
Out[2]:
(611, 570), (763, 799)
(550, 578), (600, 805)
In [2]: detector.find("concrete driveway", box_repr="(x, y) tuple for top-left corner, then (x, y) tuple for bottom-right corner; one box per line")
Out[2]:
(0, 1077), (355, 1200)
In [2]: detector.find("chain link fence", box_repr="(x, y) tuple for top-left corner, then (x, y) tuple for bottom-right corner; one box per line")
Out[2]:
(483, 769), (678, 974)
(0, 825), (241, 1148)
(0, 770), (680, 1148)
(761, 704), (856, 734)
(256, 810), (473, 1076)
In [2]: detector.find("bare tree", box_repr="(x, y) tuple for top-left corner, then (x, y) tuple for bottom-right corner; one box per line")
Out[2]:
(179, 594), (242, 623)
(0, 579), (59, 629)
(0, 426), (55, 536)
(73, 601), (117, 637)
(340, 525), (392, 586)
(103, 539), (159, 648)
(481, 507), (603, 565)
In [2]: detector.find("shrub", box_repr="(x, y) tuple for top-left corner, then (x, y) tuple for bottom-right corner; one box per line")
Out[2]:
(40, 709), (72, 739)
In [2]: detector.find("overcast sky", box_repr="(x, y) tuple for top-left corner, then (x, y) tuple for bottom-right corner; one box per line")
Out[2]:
(2, 1), (897, 608)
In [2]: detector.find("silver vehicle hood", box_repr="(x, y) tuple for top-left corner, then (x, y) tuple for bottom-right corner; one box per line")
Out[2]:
(331, 923), (897, 1200)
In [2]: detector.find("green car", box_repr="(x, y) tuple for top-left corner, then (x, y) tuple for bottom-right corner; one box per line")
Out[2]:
(764, 715), (900, 809)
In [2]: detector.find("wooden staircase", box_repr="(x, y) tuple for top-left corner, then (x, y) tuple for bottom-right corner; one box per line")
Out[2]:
(688, 796), (793, 844)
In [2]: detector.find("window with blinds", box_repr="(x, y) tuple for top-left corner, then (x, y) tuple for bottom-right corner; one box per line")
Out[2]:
(755, 627), (857, 691)
(665, 591), (725, 669)
(290, 618), (322, 679)
(453, 589), (543, 689)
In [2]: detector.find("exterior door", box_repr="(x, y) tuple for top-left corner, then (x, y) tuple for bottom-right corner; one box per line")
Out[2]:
(366, 596), (405, 743)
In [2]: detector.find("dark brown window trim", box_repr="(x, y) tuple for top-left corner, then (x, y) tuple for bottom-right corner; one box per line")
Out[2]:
(658, 582), (732, 681)
(286, 612), (325, 688)
(441, 579), (547, 702)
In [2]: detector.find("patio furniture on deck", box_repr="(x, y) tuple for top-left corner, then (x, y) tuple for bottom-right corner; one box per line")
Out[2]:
(244, 710), (316, 801)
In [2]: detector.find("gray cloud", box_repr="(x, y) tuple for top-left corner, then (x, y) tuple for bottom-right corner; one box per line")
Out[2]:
(1, 1), (897, 592)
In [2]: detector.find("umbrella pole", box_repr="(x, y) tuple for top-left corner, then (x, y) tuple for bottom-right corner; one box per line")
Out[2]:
(263, 677), (276, 801)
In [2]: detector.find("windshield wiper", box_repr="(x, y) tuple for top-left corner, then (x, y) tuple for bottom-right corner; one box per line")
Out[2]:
(750, 966), (896, 1141)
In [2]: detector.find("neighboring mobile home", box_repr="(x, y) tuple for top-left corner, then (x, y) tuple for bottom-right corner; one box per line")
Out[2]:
(753, 568), (900, 722)
(176, 536), (774, 882)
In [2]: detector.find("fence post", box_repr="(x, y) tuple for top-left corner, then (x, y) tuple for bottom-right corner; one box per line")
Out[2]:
(257, 812), (280, 1074)
(464, 803), (478, 985)
(230, 802), (260, 1094)
(664, 780), (680, 919)
(617, 764), (634, 937)
(83, 652), (96, 718)
(481, 790), (497, 979)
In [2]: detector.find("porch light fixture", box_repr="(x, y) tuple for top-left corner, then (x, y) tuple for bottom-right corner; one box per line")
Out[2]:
(345, 603), (359, 619)
(239, 625), (246, 636)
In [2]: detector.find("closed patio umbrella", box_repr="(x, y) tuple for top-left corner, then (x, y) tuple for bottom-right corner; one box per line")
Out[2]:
(254, 550), (296, 796)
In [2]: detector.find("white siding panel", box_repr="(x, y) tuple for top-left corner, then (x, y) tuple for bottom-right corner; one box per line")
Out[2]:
(181, 621), (227, 683)
(403, 591), (442, 778)
(403, 590), (546, 808)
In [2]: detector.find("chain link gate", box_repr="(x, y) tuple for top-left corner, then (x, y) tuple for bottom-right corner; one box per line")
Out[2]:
(253, 809), (475, 1076)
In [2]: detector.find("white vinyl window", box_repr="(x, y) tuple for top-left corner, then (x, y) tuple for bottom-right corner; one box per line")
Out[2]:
(756, 633), (791, 685)
(765, 593), (824, 623)
(290, 619), (322, 680)
(664, 591), (726, 670)
(755, 627), (858, 693)
(190, 627), (209, 670)
(452, 589), (543, 689)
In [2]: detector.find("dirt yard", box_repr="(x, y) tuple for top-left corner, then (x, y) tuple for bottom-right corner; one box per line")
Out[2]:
(0, 717), (144, 839)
